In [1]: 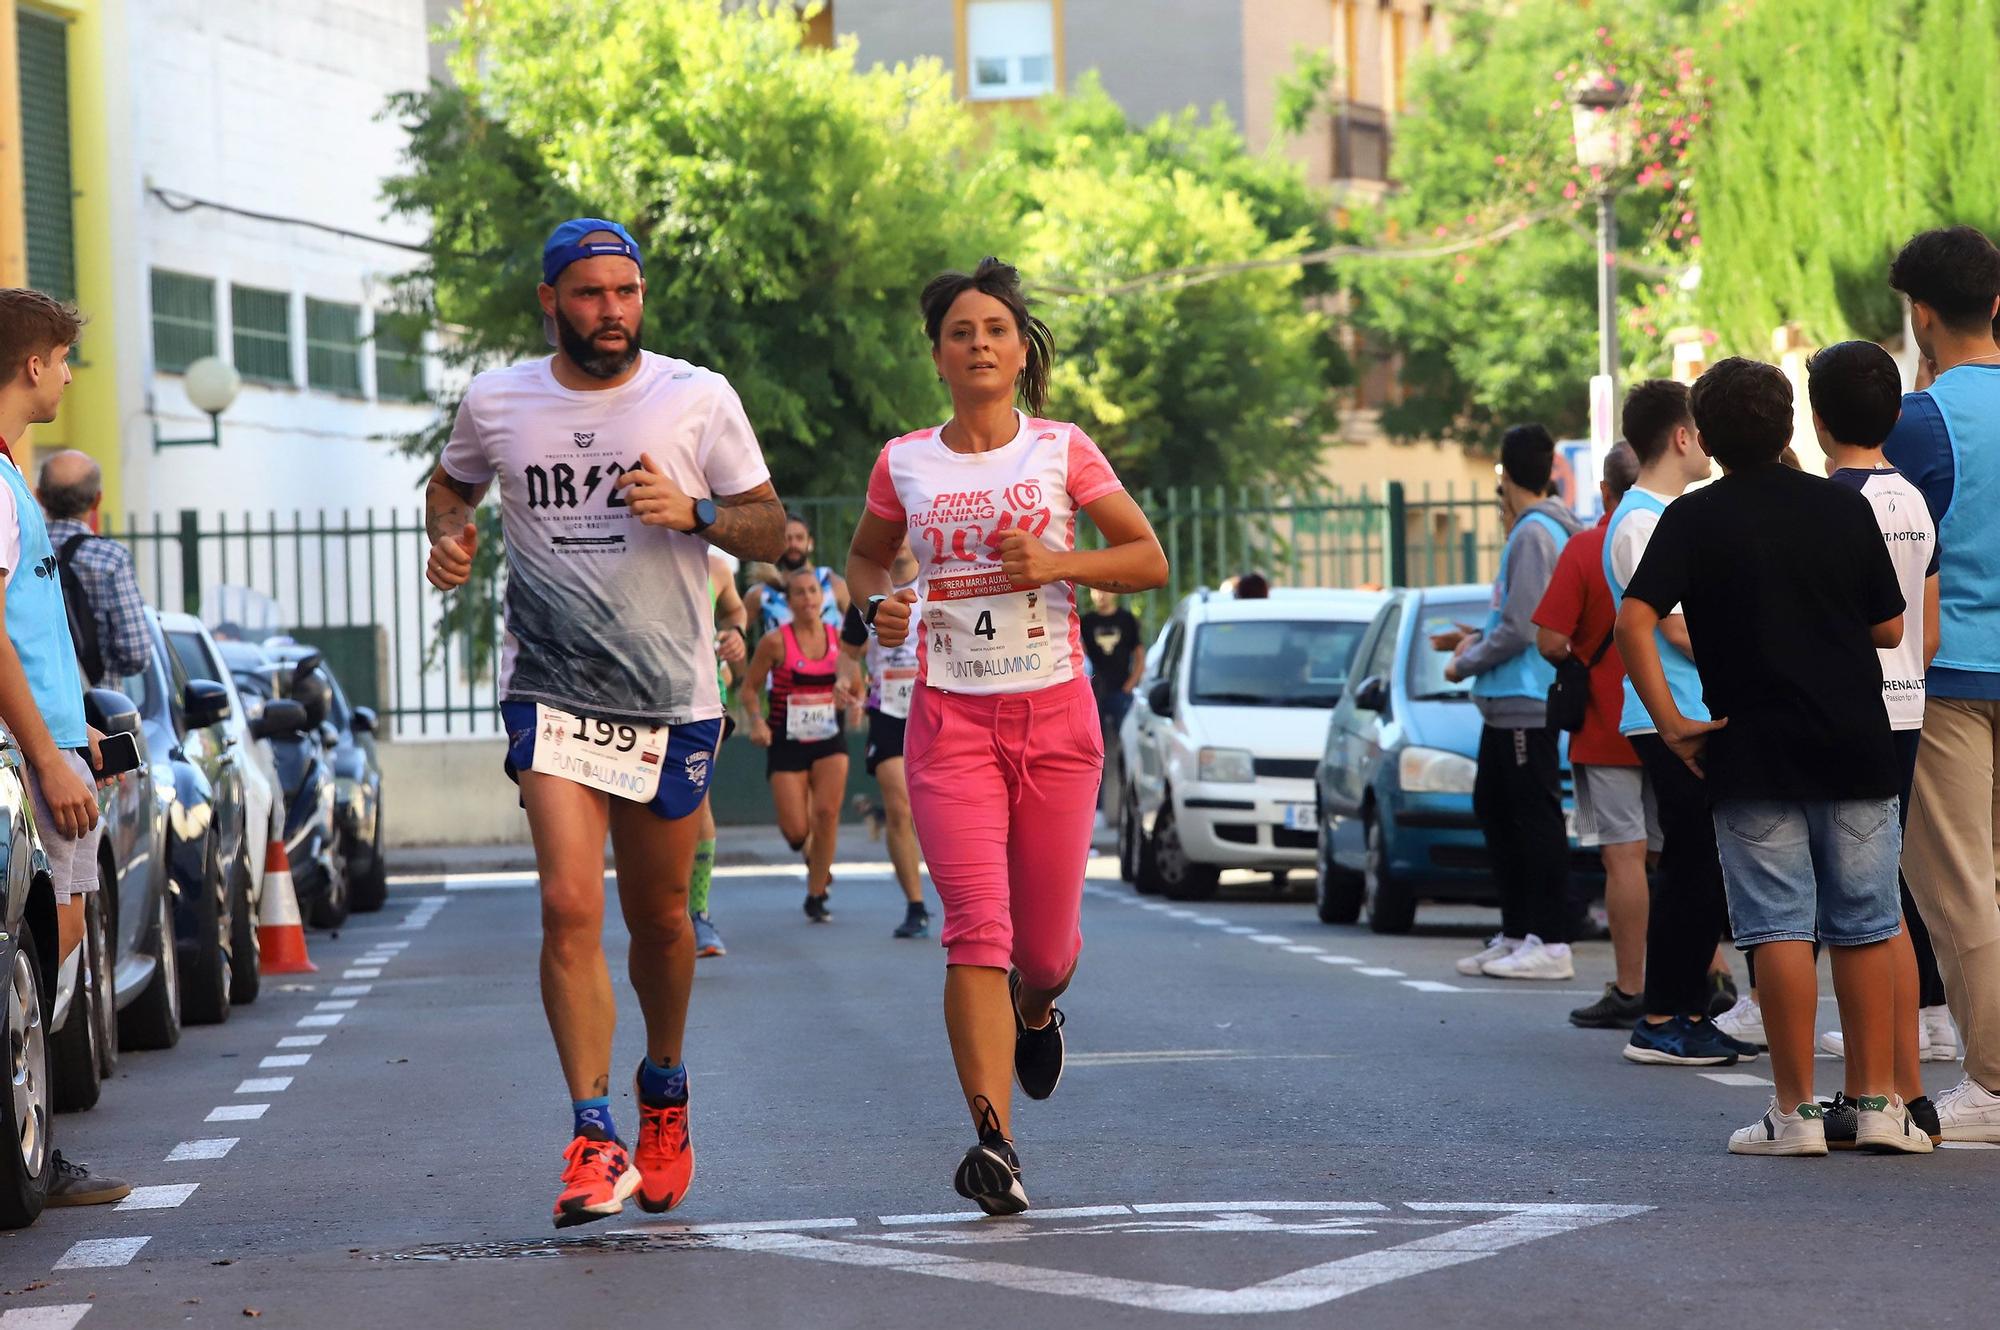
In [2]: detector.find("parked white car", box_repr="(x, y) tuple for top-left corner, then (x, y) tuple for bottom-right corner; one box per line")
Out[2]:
(1116, 588), (1387, 899)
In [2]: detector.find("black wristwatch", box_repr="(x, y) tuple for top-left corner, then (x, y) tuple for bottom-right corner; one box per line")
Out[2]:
(863, 594), (888, 632)
(690, 497), (717, 534)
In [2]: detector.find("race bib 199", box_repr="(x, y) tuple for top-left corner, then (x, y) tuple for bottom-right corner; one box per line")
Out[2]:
(879, 667), (918, 719)
(785, 689), (839, 743)
(530, 704), (669, 802)
(922, 568), (1057, 690)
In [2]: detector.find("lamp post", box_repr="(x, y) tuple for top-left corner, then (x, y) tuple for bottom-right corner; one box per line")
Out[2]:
(154, 355), (241, 451)
(1571, 73), (1633, 396)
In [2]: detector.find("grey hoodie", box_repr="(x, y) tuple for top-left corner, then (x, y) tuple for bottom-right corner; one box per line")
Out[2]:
(1456, 497), (1587, 728)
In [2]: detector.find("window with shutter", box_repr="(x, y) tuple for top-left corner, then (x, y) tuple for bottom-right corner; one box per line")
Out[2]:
(16, 10), (76, 301)
(151, 270), (218, 373)
(305, 298), (363, 396)
(232, 285), (293, 384)
(372, 318), (428, 403)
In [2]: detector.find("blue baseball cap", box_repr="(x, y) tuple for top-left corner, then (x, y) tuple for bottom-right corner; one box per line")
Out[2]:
(541, 217), (644, 287)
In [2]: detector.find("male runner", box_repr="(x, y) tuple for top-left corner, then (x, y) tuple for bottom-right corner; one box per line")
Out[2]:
(744, 512), (848, 635)
(426, 219), (784, 1227)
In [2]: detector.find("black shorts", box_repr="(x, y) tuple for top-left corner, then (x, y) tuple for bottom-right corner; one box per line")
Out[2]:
(866, 710), (907, 775)
(766, 734), (846, 777)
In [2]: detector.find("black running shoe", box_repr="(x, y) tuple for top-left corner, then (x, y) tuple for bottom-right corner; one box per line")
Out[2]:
(893, 906), (931, 939)
(1822, 1091), (1858, 1151)
(1910, 1094), (1941, 1143)
(1008, 969), (1066, 1101)
(803, 891), (831, 923)
(1706, 970), (1739, 1020)
(953, 1096), (1028, 1216)
(1569, 983), (1645, 1030)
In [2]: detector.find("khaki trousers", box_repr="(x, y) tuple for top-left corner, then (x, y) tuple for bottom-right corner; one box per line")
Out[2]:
(1903, 697), (2000, 1090)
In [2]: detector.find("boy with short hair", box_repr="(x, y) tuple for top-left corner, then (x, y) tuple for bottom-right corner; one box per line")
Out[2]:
(1616, 356), (1929, 1156)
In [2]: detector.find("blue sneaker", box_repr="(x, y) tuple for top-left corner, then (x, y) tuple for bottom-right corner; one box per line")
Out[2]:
(1621, 1015), (1741, 1067)
(691, 912), (726, 958)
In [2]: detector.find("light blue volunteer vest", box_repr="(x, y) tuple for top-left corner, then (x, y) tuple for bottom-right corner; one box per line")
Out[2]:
(1602, 489), (1709, 734)
(1470, 509), (1572, 702)
(1923, 368), (2000, 676)
(0, 459), (87, 750)
(758, 565), (844, 634)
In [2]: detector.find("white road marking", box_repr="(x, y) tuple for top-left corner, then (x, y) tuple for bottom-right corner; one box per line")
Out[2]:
(166, 1138), (237, 1162)
(1223, 925), (1258, 935)
(1315, 956), (1362, 966)
(1248, 935), (1293, 945)
(261, 1054), (311, 1068)
(316, 1000), (358, 1011)
(372, 940), (410, 950)
(615, 1216), (859, 1234)
(206, 1103), (269, 1122)
(880, 1205), (1134, 1226)
(1132, 1202), (1389, 1214)
(278, 1034), (326, 1047)
(0, 1305), (95, 1329)
(332, 985), (373, 997)
(1698, 1073), (1774, 1087)
(236, 1077), (294, 1094)
(1164, 909), (1197, 919)
(1139, 903), (1169, 912)
(1356, 967), (1406, 978)
(115, 1183), (199, 1211)
(1401, 980), (1465, 993)
(297, 1013), (345, 1027)
(344, 968), (383, 979)
(54, 1237), (149, 1269)
(1191, 917), (1227, 926)
(1281, 945), (1324, 955)
(1937, 1141), (2000, 1150)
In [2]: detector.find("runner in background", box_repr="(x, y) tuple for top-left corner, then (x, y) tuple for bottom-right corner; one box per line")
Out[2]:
(848, 257), (1168, 1215)
(690, 549), (748, 958)
(742, 566), (847, 922)
(744, 512), (848, 637)
(838, 540), (932, 938)
(1079, 589), (1145, 822)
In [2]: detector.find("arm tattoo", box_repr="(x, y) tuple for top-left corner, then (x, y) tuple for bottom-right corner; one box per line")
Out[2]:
(706, 482), (786, 563)
(426, 471), (481, 544)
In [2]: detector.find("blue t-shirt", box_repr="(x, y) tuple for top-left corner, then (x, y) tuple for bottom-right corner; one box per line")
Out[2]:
(1883, 364), (2000, 699)
(0, 458), (87, 750)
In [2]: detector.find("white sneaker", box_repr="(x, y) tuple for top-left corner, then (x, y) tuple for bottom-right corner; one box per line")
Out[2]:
(1818, 1029), (1846, 1059)
(1935, 1076), (2000, 1143)
(1728, 1098), (1828, 1156)
(1854, 1094), (1935, 1154)
(1921, 1006), (1959, 1063)
(1713, 995), (1767, 1048)
(1456, 934), (1521, 977)
(1481, 937), (1575, 981)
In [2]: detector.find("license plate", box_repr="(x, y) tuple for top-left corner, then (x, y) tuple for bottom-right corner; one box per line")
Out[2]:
(1283, 803), (1318, 832)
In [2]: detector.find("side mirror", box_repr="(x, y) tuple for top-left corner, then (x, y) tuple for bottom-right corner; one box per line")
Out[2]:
(84, 687), (141, 739)
(1354, 676), (1390, 714)
(252, 699), (309, 740)
(183, 679), (232, 731)
(319, 721), (340, 751)
(350, 706), (377, 735)
(1146, 678), (1175, 717)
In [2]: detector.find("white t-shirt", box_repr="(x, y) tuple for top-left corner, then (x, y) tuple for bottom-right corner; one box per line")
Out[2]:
(866, 412), (1124, 695)
(440, 351), (770, 724)
(1831, 467), (1937, 730)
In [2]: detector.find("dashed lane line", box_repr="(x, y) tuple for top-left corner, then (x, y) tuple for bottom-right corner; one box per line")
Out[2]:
(235, 1077), (294, 1094)
(1699, 1072), (1775, 1088)
(343, 968), (382, 979)
(332, 985), (373, 996)
(297, 1013), (345, 1027)
(0, 1304), (94, 1329)
(278, 1034), (326, 1048)
(261, 1054), (311, 1069)
(206, 1103), (269, 1122)
(1356, 967), (1405, 978)
(1401, 980), (1465, 993)
(165, 1138), (237, 1162)
(115, 1184), (199, 1211)
(1315, 956), (1362, 966)
(317, 1000), (358, 1011)
(1248, 935), (1293, 945)
(53, 1237), (149, 1269)
(1281, 945), (1324, 955)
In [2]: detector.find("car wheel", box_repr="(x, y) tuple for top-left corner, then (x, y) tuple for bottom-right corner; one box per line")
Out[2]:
(1126, 791), (1164, 896)
(310, 834), (351, 930)
(1153, 801), (1220, 902)
(2, 924), (54, 1229)
(1362, 811), (1417, 935)
(51, 891), (107, 1112)
(1314, 794), (1363, 926)
(347, 818), (387, 915)
(179, 839), (232, 1026)
(120, 887), (181, 1051)
(92, 861), (118, 1082)
(228, 851), (261, 1007)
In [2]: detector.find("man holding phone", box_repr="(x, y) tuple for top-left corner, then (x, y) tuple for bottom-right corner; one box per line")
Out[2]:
(0, 288), (131, 1207)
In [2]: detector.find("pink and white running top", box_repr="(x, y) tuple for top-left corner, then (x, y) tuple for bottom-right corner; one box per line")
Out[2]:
(866, 412), (1125, 696)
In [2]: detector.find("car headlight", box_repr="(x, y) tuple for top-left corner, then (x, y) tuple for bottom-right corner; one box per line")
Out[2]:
(1398, 746), (1477, 794)
(1197, 747), (1256, 783)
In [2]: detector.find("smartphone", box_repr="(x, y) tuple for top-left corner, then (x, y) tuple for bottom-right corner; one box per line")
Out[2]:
(92, 730), (142, 779)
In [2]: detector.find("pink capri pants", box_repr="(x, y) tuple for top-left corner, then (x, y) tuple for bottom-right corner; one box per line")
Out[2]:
(904, 675), (1103, 989)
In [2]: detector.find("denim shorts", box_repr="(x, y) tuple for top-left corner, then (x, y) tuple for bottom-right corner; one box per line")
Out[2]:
(1711, 798), (1903, 948)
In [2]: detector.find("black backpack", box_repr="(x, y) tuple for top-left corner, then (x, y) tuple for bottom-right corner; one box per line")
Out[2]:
(56, 532), (105, 686)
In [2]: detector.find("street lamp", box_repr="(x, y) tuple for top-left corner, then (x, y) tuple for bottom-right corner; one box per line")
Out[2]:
(1572, 73), (1634, 393)
(153, 355), (241, 451)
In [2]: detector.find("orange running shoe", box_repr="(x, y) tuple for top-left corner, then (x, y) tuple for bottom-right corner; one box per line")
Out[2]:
(552, 1128), (640, 1229)
(633, 1066), (695, 1214)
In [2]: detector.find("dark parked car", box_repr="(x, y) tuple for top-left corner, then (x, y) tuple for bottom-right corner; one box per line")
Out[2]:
(263, 641), (384, 914)
(222, 642), (348, 928)
(2, 722), (64, 1227)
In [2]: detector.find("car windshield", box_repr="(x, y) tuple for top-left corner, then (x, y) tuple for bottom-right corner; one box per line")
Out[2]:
(1188, 618), (1371, 708)
(1408, 600), (1487, 700)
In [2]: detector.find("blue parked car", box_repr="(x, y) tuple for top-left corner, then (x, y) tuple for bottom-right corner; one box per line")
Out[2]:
(1314, 585), (1593, 933)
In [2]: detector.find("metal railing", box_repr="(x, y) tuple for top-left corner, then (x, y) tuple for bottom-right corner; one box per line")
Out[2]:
(104, 481), (1508, 739)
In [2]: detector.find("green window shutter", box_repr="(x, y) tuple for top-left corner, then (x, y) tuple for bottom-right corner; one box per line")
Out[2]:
(17, 11), (76, 302)
(231, 286), (293, 384)
(150, 270), (217, 373)
(372, 318), (427, 402)
(305, 298), (362, 396)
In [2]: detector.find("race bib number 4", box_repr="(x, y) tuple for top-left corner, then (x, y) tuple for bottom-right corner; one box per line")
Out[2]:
(879, 666), (918, 720)
(530, 704), (669, 803)
(785, 689), (839, 743)
(923, 568), (1057, 689)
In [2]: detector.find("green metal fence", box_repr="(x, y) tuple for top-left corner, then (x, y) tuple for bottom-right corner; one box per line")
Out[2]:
(104, 481), (1507, 739)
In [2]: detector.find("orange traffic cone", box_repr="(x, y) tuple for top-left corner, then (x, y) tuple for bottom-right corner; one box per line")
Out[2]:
(257, 838), (317, 974)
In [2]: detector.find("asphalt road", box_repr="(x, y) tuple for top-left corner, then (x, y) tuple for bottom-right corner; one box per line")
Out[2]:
(5, 843), (1995, 1329)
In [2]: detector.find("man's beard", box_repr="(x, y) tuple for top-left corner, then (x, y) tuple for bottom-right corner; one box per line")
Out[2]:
(556, 306), (643, 380)
(776, 549), (809, 572)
